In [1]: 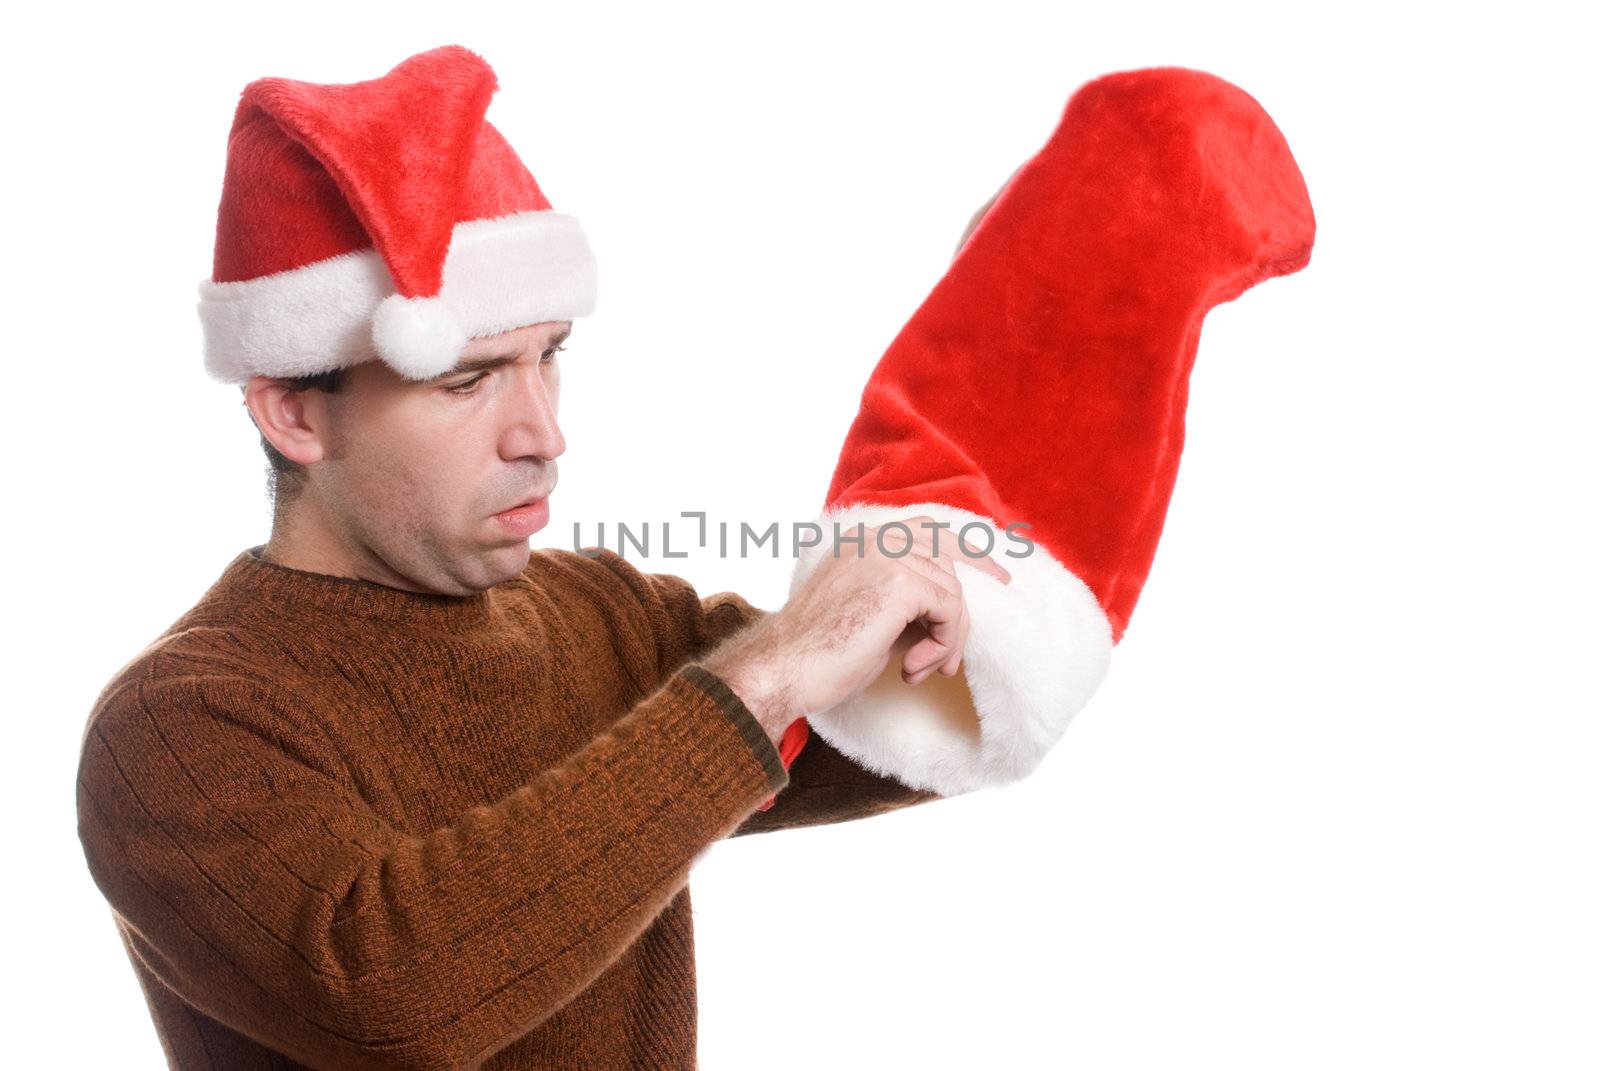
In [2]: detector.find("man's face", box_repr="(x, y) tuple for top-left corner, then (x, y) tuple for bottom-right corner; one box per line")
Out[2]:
(274, 319), (570, 595)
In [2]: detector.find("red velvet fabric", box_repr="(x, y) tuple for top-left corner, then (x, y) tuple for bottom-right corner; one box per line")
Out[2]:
(757, 718), (811, 812)
(211, 45), (551, 292)
(824, 66), (1315, 644)
(788, 67), (1315, 764)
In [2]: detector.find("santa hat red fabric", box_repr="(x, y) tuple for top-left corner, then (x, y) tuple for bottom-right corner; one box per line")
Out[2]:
(782, 66), (1316, 797)
(198, 45), (597, 384)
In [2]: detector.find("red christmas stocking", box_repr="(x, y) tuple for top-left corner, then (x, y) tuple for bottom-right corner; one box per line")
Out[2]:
(779, 66), (1315, 797)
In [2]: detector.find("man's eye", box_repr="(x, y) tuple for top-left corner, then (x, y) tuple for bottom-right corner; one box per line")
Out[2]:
(542, 343), (567, 363)
(447, 373), (487, 394)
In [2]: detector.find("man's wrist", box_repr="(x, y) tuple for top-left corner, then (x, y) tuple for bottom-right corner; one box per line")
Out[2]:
(700, 626), (799, 745)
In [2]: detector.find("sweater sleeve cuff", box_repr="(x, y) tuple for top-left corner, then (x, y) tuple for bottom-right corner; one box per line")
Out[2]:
(677, 663), (788, 795)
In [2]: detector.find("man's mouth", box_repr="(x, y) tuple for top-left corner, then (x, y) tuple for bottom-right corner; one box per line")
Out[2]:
(496, 488), (553, 516)
(493, 494), (552, 536)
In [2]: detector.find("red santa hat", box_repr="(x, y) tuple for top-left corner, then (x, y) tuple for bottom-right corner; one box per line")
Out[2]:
(198, 45), (596, 384)
(782, 66), (1316, 797)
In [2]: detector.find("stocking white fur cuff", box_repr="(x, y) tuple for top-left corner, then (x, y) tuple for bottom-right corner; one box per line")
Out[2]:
(790, 502), (1114, 796)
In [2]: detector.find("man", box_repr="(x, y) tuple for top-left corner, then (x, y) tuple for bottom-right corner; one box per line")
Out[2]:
(76, 45), (1009, 1070)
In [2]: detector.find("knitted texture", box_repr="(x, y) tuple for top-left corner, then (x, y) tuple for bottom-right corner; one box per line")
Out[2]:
(76, 545), (940, 1069)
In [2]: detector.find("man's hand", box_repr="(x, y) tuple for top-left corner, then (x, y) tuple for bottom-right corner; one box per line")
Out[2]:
(701, 516), (1011, 744)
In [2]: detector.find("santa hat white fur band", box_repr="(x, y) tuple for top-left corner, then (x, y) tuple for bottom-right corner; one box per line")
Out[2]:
(198, 209), (598, 385)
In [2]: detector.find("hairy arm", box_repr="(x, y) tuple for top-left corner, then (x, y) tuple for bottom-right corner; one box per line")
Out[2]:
(587, 548), (945, 837)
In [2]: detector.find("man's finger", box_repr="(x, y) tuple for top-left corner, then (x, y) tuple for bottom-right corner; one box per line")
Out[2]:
(949, 534), (1013, 586)
(907, 587), (968, 684)
(934, 592), (972, 679)
(904, 573), (964, 681)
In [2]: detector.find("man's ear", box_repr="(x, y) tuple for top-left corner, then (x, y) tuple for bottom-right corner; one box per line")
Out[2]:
(242, 376), (327, 467)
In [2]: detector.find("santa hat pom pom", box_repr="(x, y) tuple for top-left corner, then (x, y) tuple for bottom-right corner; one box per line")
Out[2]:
(371, 294), (468, 380)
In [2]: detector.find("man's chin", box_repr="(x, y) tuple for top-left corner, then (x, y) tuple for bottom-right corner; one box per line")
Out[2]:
(460, 539), (533, 589)
(485, 536), (535, 561)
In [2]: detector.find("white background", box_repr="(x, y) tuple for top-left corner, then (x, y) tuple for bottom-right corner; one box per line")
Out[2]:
(9, 2), (1596, 1068)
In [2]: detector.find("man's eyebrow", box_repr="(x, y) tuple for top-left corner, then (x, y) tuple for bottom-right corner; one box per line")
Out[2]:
(429, 326), (573, 381)
(431, 353), (517, 380)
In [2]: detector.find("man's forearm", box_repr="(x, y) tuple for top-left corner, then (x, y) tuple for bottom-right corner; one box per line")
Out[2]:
(700, 616), (804, 749)
(704, 618), (948, 839)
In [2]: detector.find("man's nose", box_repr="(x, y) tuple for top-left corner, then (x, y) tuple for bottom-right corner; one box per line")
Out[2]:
(501, 366), (566, 462)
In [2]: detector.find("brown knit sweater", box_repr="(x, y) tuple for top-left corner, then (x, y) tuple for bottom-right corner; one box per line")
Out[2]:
(76, 544), (941, 1070)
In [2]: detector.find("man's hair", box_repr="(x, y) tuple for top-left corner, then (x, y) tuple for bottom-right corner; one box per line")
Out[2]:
(256, 367), (347, 511)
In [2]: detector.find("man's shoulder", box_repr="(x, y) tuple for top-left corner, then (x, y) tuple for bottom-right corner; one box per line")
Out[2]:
(107, 580), (297, 686)
(520, 544), (656, 606)
(79, 548), (314, 751)
(523, 543), (630, 576)
(93, 549), (631, 690)
(76, 617), (284, 774)
(519, 546), (704, 663)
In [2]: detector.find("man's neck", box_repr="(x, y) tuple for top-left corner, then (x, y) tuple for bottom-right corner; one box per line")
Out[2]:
(261, 501), (418, 591)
